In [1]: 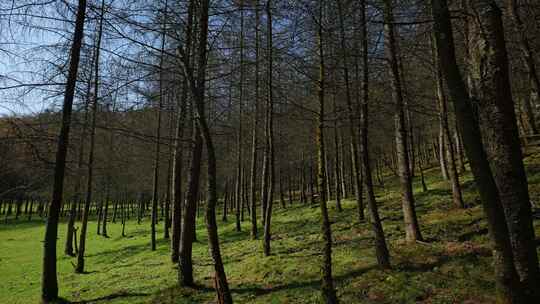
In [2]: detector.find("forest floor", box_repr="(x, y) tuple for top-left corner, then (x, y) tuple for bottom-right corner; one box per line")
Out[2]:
(2, 151), (540, 304)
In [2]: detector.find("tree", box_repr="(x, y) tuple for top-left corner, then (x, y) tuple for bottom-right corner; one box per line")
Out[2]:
(466, 0), (540, 300)
(359, 0), (391, 268)
(179, 0), (233, 301)
(431, 0), (525, 301)
(249, 0), (261, 240)
(336, 0), (364, 222)
(262, 0), (275, 258)
(41, 0), (87, 301)
(383, 0), (423, 243)
(76, 0), (106, 274)
(315, 1), (338, 302)
(432, 41), (464, 209)
(506, 0), (540, 135)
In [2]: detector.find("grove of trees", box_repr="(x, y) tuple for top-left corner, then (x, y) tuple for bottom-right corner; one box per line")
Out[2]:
(0, 0), (539, 303)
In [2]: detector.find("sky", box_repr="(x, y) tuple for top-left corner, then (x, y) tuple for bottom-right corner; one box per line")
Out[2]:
(0, 0), (73, 116)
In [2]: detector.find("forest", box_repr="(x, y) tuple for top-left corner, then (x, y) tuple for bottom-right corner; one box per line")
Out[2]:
(0, 0), (539, 303)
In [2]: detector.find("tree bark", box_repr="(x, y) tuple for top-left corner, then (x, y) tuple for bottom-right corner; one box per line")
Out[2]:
(171, 80), (188, 263)
(316, 3), (338, 301)
(178, 119), (202, 286)
(181, 0), (233, 301)
(337, 0), (363, 222)
(263, 0), (275, 258)
(41, 1), (87, 301)
(506, 0), (540, 135)
(433, 43), (464, 208)
(75, 0), (104, 273)
(359, 0), (391, 268)
(467, 1), (540, 300)
(431, 0), (526, 301)
(383, 0), (423, 243)
(249, 0), (261, 241)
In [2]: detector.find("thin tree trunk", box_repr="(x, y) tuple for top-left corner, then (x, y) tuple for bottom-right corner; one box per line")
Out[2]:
(337, 0), (363, 221)
(171, 81), (188, 263)
(383, 0), (423, 243)
(41, 2), (86, 300)
(178, 119), (202, 286)
(75, 0), (104, 273)
(65, 87), (90, 256)
(332, 93), (343, 212)
(433, 43), (464, 208)
(263, 0), (275, 257)
(316, 3), (338, 301)
(151, 0), (168, 251)
(189, 0), (233, 301)
(507, 0), (540, 135)
(249, 0), (260, 240)
(359, 0), (391, 268)
(438, 122), (449, 179)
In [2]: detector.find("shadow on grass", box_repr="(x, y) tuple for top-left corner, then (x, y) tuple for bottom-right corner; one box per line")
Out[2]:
(394, 249), (491, 274)
(0, 218), (46, 231)
(150, 264), (380, 303)
(68, 291), (151, 303)
(86, 238), (168, 262)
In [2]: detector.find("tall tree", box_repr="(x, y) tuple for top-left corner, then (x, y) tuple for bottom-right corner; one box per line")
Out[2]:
(262, 0), (275, 257)
(336, 0), (364, 222)
(431, 0), (525, 301)
(41, 1), (87, 301)
(359, 0), (391, 268)
(235, 0), (245, 233)
(249, 0), (261, 240)
(383, 0), (423, 243)
(171, 77), (188, 263)
(181, 0), (233, 301)
(315, 1), (338, 302)
(433, 43), (464, 208)
(506, 0), (540, 135)
(76, 0), (106, 274)
(64, 74), (91, 256)
(467, 1), (540, 300)
(151, 0), (168, 251)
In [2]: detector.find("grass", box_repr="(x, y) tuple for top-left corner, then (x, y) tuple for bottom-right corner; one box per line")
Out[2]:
(1, 151), (540, 303)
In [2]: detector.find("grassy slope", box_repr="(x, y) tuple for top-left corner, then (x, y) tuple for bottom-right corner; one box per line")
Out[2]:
(1, 152), (540, 304)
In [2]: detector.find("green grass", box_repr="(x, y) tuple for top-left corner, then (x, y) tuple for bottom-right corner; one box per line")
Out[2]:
(1, 152), (540, 303)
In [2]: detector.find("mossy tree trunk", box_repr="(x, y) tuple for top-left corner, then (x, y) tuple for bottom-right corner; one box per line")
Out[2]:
(431, 0), (526, 301)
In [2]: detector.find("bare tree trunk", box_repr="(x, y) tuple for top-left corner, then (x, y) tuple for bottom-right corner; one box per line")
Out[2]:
(263, 0), (275, 258)
(151, 0), (168, 251)
(249, 0), (261, 240)
(171, 80), (188, 263)
(181, 0), (233, 301)
(384, 0), (423, 243)
(467, 1), (540, 300)
(337, 0), (363, 221)
(75, 0), (105, 274)
(234, 0), (245, 233)
(431, 0), (525, 301)
(65, 84), (90, 256)
(41, 1), (87, 301)
(433, 44), (464, 208)
(332, 94), (343, 212)
(359, 0), (390, 268)
(316, 3), (338, 301)
(438, 122), (449, 180)
(507, 0), (540, 134)
(178, 118), (202, 287)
